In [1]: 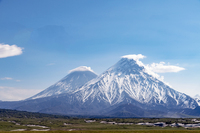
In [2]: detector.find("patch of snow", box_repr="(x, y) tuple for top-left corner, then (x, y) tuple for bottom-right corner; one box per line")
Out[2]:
(194, 94), (200, 106)
(31, 129), (50, 131)
(84, 120), (96, 123)
(11, 129), (26, 131)
(26, 125), (48, 128)
(194, 94), (200, 99)
(63, 123), (71, 125)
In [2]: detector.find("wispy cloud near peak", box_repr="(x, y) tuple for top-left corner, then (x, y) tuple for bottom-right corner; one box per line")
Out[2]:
(121, 54), (146, 61)
(68, 66), (95, 74)
(147, 62), (185, 73)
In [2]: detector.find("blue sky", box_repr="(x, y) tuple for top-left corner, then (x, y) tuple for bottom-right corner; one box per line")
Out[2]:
(0, 0), (200, 101)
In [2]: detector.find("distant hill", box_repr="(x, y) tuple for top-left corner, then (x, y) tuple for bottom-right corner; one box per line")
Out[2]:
(0, 108), (69, 119)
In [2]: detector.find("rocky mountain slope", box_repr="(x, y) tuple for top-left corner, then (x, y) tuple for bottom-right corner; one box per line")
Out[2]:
(194, 94), (200, 106)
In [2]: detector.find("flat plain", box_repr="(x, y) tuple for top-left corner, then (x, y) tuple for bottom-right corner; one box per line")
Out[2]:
(1, 109), (200, 132)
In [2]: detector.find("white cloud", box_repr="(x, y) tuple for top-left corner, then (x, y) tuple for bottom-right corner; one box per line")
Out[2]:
(1, 77), (21, 82)
(122, 54), (146, 61)
(147, 62), (185, 73)
(0, 43), (23, 58)
(1, 77), (13, 80)
(69, 66), (95, 73)
(0, 86), (42, 101)
(144, 62), (185, 87)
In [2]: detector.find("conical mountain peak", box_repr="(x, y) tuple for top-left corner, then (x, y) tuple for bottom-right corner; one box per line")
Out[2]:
(110, 57), (145, 75)
(28, 66), (97, 100)
(117, 54), (161, 81)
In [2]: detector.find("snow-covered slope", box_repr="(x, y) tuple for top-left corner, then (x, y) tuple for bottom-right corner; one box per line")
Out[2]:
(194, 94), (200, 106)
(74, 56), (197, 109)
(29, 66), (97, 99)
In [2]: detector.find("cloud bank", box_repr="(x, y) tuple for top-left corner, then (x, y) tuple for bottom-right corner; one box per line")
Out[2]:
(0, 43), (23, 58)
(0, 86), (42, 101)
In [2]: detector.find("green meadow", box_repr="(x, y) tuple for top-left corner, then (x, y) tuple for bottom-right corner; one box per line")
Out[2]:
(1, 117), (200, 132)
(1, 109), (200, 132)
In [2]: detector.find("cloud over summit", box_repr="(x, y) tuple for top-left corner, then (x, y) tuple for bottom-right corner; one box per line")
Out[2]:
(122, 54), (146, 61)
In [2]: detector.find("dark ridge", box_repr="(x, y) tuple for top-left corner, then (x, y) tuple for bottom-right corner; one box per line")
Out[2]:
(0, 108), (70, 119)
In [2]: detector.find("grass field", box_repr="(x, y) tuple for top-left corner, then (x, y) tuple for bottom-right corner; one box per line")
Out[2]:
(1, 117), (200, 132)
(1, 109), (200, 132)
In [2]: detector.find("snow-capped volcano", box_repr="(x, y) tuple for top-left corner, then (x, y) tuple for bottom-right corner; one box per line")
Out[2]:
(75, 56), (197, 109)
(28, 66), (97, 99)
(0, 55), (198, 117)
